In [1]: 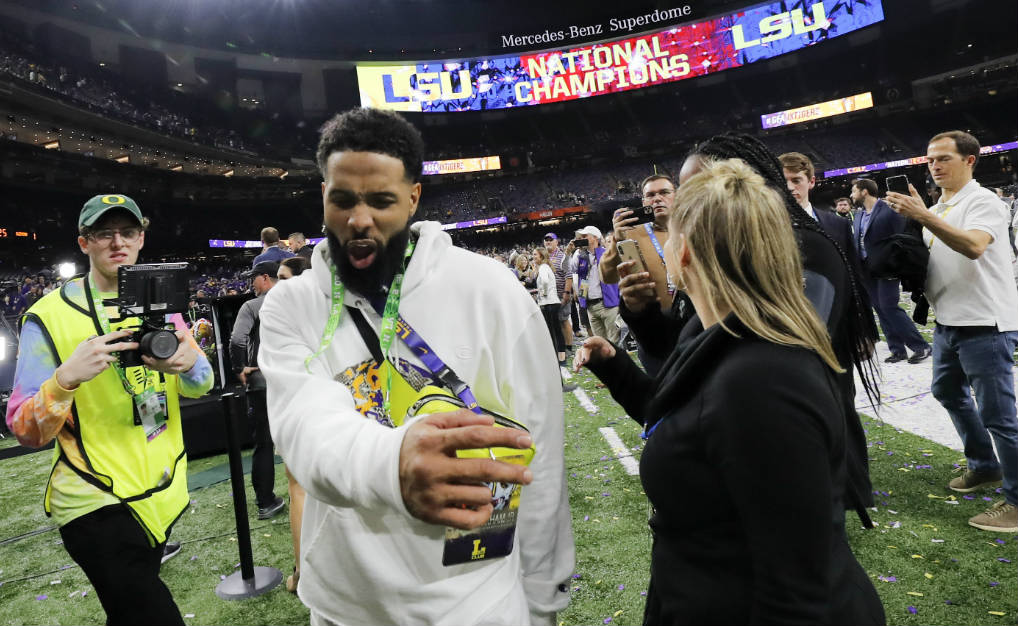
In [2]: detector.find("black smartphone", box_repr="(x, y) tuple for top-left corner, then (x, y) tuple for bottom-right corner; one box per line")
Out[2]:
(886, 175), (910, 196)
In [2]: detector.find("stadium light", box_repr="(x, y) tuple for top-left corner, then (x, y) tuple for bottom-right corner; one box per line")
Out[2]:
(58, 262), (76, 279)
(0, 335), (6, 362)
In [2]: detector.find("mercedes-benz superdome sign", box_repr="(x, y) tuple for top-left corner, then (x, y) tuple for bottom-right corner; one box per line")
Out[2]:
(357, 0), (884, 113)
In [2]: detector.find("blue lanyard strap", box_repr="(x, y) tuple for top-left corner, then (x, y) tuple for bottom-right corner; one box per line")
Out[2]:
(643, 223), (666, 262)
(393, 316), (483, 414)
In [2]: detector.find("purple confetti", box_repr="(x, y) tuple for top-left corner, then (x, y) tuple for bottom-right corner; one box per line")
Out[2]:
(35, 595), (48, 601)
(190, 556), (198, 561)
(989, 582), (999, 587)
(219, 575), (226, 580)
(583, 515), (590, 522)
(573, 574), (582, 579)
(983, 497), (994, 501)
(907, 606), (918, 615)
(60, 564), (73, 570)
(944, 600), (952, 605)
(887, 451), (894, 456)
(963, 495), (975, 500)
(995, 539), (1006, 544)
(640, 591), (647, 596)
(617, 584), (625, 590)
(951, 559), (958, 563)
(602, 492), (611, 497)
(604, 619), (612, 625)
(997, 558), (1011, 563)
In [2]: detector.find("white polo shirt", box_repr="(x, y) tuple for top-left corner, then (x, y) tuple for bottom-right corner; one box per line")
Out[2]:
(924, 179), (1018, 330)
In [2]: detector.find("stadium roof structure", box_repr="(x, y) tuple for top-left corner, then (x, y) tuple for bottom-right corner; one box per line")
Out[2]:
(1, 0), (978, 60)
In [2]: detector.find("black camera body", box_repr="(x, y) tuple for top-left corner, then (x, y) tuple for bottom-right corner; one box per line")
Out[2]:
(107, 263), (191, 369)
(117, 319), (180, 368)
(571, 238), (589, 248)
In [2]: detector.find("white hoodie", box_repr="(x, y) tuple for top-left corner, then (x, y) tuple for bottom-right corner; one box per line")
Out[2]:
(258, 222), (574, 625)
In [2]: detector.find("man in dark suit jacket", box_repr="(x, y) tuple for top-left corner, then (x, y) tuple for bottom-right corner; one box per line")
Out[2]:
(779, 152), (858, 270)
(850, 178), (931, 364)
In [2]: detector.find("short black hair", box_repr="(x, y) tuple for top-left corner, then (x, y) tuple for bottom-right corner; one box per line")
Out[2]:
(316, 108), (425, 183)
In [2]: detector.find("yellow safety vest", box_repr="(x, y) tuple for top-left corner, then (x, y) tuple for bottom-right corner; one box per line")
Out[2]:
(25, 280), (189, 545)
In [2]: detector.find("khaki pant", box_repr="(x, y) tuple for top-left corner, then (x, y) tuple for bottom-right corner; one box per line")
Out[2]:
(587, 300), (620, 345)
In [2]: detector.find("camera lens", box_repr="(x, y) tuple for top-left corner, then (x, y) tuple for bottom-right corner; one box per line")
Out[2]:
(141, 329), (178, 360)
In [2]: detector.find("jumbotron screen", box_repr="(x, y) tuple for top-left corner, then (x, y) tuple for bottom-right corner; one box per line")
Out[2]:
(357, 0), (884, 112)
(761, 92), (873, 129)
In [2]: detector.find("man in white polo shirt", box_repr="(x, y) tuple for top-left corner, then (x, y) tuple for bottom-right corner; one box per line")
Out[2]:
(888, 130), (1018, 533)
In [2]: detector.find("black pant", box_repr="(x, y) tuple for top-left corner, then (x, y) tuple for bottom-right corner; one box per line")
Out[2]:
(59, 504), (184, 626)
(246, 388), (277, 508)
(541, 304), (566, 357)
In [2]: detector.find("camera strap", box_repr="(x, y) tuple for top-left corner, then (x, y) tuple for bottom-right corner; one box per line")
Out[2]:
(84, 273), (139, 398)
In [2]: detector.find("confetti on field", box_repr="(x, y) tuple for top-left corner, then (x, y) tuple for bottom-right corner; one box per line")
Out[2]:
(989, 611), (1006, 616)
(49, 580), (60, 585)
(908, 606), (918, 615)
(996, 558), (1011, 563)
(907, 592), (924, 597)
(35, 595), (47, 601)
(911, 554), (924, 559)
(613, 610), (624, 617)
(925, 573), (934, 579)
(184, 613), (195, 619)
(989, 582), (999, 587)
(878, 576), (897, 583)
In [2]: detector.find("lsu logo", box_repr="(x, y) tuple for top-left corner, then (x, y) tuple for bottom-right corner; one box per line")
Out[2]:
(732, 2), (829, 50)
(383, 69), (478, 104)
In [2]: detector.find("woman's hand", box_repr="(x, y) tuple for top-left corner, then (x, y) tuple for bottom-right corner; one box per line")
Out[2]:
(573, 336), (616, 372)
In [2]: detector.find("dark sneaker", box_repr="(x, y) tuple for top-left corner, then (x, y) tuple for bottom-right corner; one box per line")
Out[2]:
(257, 496), (285, 520)
(562, 382), (578, 392)
(968, 500), (1018, 533)
(884, 353), (908, 363)
(907, 346), (932, 364)
(948, 468), (1003, 493)
(161, 541), (182, 564)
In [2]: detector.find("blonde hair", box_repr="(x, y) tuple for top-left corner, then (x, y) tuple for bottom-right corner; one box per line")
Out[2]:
(534, 247), (550, 266)
(669, 158), (843, 372)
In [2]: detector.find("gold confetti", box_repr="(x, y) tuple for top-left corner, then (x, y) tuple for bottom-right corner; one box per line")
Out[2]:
(596, 580), (602, 585)
(988, 611), (1006, 616)
(927, 494), (945, 499)
(911, 554), (924, 559)
(907, 592), (924, 597)
(613, 610), (624, 618)
(924, 573), (934, 580)
(887, 545), (898, 549)
(263, 534), (271, 538)
(585, 496), (594, 500)
(922, 524), (937, 530)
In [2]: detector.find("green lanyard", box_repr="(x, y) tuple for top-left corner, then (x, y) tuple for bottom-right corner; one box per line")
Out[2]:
(85, 274), (140, 398)
(305, 238), (416, 417)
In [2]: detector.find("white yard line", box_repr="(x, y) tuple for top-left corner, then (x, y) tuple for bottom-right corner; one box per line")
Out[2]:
(598, 427), (640, 476)
(560, 366), (573, 381)
(573, 388), (599, 414)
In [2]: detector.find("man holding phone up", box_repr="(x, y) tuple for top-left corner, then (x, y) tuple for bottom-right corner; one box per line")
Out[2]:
(887, 130), (1018, 533)
(600, 174), (677, 375)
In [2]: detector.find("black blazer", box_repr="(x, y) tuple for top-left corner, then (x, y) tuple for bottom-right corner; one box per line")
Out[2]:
(816, 206), (855, 260)
(853, 199), (907, 269)
(589, 316), (885, 625)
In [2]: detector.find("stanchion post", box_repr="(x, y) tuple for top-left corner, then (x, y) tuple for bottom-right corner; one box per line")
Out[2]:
(215, 392), (282, 599)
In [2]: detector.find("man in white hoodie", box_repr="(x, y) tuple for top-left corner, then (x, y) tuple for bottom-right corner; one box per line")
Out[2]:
(258, 107), (574, 626)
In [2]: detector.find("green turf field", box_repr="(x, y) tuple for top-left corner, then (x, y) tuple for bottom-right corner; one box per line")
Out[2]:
(1, 364), (1015, 625)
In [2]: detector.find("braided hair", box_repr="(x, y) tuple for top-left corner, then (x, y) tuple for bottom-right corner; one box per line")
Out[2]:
(689, 133), (880, 405)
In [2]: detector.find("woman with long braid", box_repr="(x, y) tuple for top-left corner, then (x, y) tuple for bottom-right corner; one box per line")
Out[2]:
(615, 133), (880, 524)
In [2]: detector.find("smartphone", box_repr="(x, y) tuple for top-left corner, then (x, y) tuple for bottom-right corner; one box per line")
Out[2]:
(886, 175), (910, 196)
(616, 239), (647, 275)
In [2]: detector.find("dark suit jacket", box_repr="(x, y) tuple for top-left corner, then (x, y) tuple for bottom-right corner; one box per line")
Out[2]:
(815, 205), (855, 258)
(853, 199), (906, 271)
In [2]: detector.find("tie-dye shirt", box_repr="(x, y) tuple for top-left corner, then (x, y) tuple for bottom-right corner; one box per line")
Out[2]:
(5, 279), (214, 526)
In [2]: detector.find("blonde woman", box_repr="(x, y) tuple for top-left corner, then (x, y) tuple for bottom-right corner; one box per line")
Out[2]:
(575, 159), (884, 625)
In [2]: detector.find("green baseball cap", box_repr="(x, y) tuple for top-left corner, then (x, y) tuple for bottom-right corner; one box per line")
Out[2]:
(79, 194), (144, 228)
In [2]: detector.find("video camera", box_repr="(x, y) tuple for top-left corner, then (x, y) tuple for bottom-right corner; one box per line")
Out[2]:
(106, 263), (190, 368)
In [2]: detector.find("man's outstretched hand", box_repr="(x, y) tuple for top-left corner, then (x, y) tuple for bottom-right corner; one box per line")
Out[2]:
(399, 410), (533, 530)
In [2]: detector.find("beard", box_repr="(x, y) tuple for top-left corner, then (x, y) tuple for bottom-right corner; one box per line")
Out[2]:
(327, 226), (411, 297)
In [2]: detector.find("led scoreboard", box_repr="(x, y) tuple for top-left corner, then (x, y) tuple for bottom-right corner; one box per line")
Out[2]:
(357, 0), (884, 112)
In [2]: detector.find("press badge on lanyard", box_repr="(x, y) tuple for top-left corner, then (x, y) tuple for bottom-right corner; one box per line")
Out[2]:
(135, 388), (168, 442)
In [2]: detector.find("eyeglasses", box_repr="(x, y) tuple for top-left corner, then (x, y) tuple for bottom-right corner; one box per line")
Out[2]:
(88, 227), (142, 244)
(643, 189), (675, 200)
